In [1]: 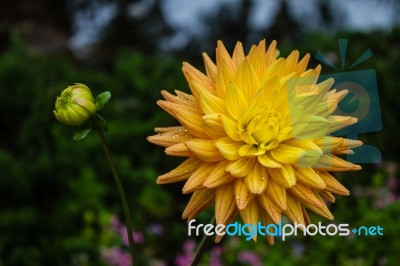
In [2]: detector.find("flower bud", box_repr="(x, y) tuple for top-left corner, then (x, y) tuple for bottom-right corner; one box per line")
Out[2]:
(54, 83), (97, 126)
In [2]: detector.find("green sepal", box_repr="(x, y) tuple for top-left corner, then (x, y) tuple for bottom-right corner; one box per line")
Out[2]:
(91, 114), (108, 132)
(73, 123), (92, 141)
(95, 91), (111, 111)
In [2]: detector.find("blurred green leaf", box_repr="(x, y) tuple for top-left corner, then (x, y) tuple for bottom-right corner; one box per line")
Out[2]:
(95, 91), (111, 111)
(73, 124), (91, 141)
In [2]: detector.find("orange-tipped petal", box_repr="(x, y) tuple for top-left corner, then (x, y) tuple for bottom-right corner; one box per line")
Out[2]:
(182, 188), (215, 220)
(157, 158), (202, 184)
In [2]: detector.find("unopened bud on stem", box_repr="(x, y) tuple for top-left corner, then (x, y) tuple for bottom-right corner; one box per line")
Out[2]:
(54, 83), (96, 126)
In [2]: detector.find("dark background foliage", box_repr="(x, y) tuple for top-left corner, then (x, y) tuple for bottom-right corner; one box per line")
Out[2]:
(0, 0), (399, 265)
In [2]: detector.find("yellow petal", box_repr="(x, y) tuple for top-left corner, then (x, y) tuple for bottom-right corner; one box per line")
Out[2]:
(182, 63), (215, 103)
(295, 167), (326, 189)
(259, 208), (275, 245)
(266, 179), (287, 210)
(338, 138), (363, 150)
(292, 91), (319, 117)
(216, 40), (235, 73)
(171, 104), (209, 138)
(314, 137), (343, 154)
(225, 82), (248, 120)
(302, 207), (311, 226)
(203, 161), (234, 188)
(284, 139), (323, 167)
(332, 138), (363, 155)
(175, 90), (196, 103)
(182, 162), (214, 194)
(265, 40), (277, 67)
(203, 114), (226, 139)
(215, 184), (237, 225)
(258, 152), (282, 168)
(302, 190), (334, 220)
(263, 58), (286, 80)
(215, 137), (242, 160)
(294, 115), (330, 139)
(328, 116), (358, 133)
(283, 193), (305, 225)
(165, 143), (191, 157)
(185, 139), (224, 162)
(288, 182), (323, 208)
(216, 60), (234, 98)
(147, 129), (193, 147)
(154, 126), (183, 133)
(239, 200), (260, 241)
(238, 144), (265, 157)
(296, 53), (310, 73)
(202, 52), (217, 81)
(315, 89), (348, 117)
(234, 179), (255, 210)
(268, 164), (296, 188)
(285, 106), (304, 128)
(319, 190), (336, 203)
(300, 67), (320, 84)
(199, 90), (228, 115)
(249, 77), (280, 110)
(318, 171), (350, 195)
(157, 158), (202, 184)
(221, 114), (241, 141)
(284, 50), (299, 75)
(156, 100), (176, 118)
(226, 157), (255, 177)
(246, 39), (266, 78)
(244, 162), (269, 194)
(276, 127), (293, 144)
(215, 210), (238, 243)
(234, 59), (260, 102)
(271, 144), (306, 164)
(182, 188), (215, 220)
(257, 192), (282, 224)
(161, 90), (196, 108)
(314, 154), (361, 171)
(232, 41), (245, 68)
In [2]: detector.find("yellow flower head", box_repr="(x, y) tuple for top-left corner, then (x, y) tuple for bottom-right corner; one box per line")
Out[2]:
(148, 40), (362, 244)
(54, 83), (97, 126)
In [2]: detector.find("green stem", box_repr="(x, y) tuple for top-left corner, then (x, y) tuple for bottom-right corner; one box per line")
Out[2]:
(97, 132), (136, 263)
(190, 216), (216, 266)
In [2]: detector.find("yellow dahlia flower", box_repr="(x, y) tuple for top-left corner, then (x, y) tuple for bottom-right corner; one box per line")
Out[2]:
(147, 40), (362, 244)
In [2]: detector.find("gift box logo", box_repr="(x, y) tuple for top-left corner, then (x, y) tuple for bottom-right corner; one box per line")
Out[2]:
(315, 39), (382, 163)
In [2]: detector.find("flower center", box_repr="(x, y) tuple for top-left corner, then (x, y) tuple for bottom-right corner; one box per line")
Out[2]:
(238, 104), (285, 151)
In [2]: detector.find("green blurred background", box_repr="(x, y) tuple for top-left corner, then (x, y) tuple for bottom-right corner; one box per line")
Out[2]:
(0, 0), (399, 265)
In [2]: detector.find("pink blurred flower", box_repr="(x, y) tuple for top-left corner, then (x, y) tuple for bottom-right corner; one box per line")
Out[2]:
(237, 251), (262, 266)
(101, 247), (132, 266)
(210, 246), (223, 266)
